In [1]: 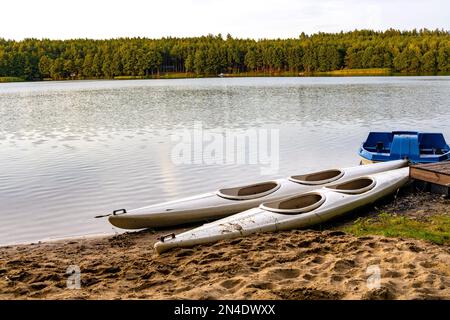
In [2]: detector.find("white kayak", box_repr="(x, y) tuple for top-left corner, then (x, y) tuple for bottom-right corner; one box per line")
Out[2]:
(154, 167), (409, 254)
(108, 160), (407, 229)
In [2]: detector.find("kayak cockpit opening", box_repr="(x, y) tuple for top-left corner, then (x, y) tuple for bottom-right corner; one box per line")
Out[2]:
(289, 169), (344, 185)
(217, 181), (281, 200)
(260, 192), (326, 214)
(326, 177), (376, 194)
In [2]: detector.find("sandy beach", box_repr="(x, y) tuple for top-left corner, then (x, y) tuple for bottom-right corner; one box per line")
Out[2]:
(2, 0), (450, 305)
(1, 190), (449, 300)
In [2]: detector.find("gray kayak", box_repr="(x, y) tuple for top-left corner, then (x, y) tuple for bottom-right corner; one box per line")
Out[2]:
(108, 160), (407, 229)
(154, 167), (410, 253)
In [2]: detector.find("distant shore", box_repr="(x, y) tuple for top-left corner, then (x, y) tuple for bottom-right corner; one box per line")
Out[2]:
(1, 189), (449, 300)
(1, 69), (449, 83)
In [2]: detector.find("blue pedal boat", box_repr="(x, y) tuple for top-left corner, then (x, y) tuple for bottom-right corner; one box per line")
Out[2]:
(359, 131), (450, 164)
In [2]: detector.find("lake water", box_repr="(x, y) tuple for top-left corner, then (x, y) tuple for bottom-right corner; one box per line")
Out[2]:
(0, 76), (449, 245)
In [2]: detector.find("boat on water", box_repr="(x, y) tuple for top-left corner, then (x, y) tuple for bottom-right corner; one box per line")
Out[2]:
(359, 131), (450, 164)
(107, 160), (407, 230)
(154, 167), (410, 254)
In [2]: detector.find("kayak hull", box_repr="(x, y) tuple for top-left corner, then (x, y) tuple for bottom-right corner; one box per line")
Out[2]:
(108, 160), (407, 229)
(154, 167), (410, 253)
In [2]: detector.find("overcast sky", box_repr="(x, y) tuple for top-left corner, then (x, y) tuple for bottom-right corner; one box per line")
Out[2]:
(2, 0), (449, 40)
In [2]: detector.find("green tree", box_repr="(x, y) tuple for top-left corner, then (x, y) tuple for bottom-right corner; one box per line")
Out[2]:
(422, 50), (437, 72)
(82, 53), (93, 78)
(50, 57), (65, 79)
(184, 53), (194, 72)
(0, 30), (448, 80)
(38, 55), (52, 78)
(393, 45), (422, 72)
(146, 48), (162, 75)
(193, 49), (206, 74)
(437, 46), (450, 72)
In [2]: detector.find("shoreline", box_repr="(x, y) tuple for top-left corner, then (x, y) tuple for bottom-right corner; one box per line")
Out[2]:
(0, 232), (119, 249)
(1, 189), (449, 299)
(1, 70), (450, 83)
(0, 225), (202, 250)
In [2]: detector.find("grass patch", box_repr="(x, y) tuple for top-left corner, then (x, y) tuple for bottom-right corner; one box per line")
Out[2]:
(208, 69), (392, 77)
(113, 75), (147, 80)
(0, 76), (25, 83)
(114, 73), (201, 80)
(309, 68), (392, 76)
(227, 71), (302, 77)
(156, 72), (201, 79)
(343, 213), (450, 245)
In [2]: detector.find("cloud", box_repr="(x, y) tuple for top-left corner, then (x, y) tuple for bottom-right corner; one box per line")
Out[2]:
(1, 0), (448, 40)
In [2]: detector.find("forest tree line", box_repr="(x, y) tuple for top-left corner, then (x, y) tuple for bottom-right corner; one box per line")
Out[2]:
(0, 29), (449, 80)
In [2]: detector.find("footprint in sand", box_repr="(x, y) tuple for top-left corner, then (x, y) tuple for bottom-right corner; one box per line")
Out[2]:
(363, 286), (395, 300)
(297, 240), (312, 248)
(384, 256), (399, 263)
(175, 249), (195, 258)
(266, 268), (301, 280)
(309, 268), (321, 275)
(346, 278), (364, 287)
(302, 273), (316, 281)
(365, 241), (377, 249)
(173, 285), (193, 293)
(245, 281), (274, 290)
(403, 263), (416, 269)
(220, 278), (243, 289)
(419, 261), (436, 268)
(330, 274), (344, 282)
(425, 274), (437, 284)
(310, 256), (324, 264)
(331, 259), (355, 272)
(384, 270), (403, 278)
(201, 252), (223, 261)
(30, 282), (47, 291)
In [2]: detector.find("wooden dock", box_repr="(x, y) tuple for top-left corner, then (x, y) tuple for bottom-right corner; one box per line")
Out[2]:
(410, 161), (450, 195)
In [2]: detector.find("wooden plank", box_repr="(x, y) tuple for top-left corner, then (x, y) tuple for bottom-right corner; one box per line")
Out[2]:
(410, 166), (450, 186)
(427, 163), (450, 174)
(412, 167), (450, 176)
(411, 161), (450, 175)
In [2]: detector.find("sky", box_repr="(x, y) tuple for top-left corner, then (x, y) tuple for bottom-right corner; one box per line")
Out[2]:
(1, 0), (449, 40)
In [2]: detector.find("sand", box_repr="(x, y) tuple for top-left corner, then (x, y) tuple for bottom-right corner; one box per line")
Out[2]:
(1, 190), (449, 300)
